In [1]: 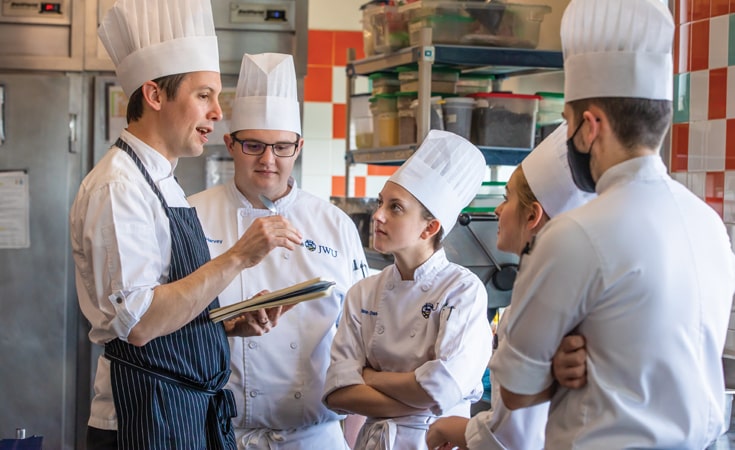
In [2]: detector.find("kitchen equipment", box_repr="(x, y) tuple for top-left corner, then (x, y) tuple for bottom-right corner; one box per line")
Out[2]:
(259, 194), (278, 215)
(457, 213), (518, 292)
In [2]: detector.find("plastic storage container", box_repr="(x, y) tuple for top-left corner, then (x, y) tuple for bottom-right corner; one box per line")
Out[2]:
(369, 72), (400, 95)
(397, 92), (418, 145)
(471, 92), (540, 149)
(397, 65), (459, 94)
(535, 91), (564, 126)
(370, 94), (399, 147)
(411, 96), (445, 134)
(401, 1), (551, 49)
(456, 74), (494, 95)
(467, 181), (506, 211)
(351, 94), (374, 149)
(362, 3), (409, 55)
(442, 97), (474, 140)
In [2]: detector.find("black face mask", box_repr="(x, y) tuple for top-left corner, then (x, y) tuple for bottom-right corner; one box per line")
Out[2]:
(566, 120), (597, 193)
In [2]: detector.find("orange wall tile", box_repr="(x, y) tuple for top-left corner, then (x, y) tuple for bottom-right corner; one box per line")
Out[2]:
(354, 176), (366, 197)
(690, 19), (710, 71)
(332, 176), (346, 197)
(334, 31), (366, 66)
(727, 119), (735, 170)
(304, 66), (333, 102)
(709, 68), (728, 119)
(671, 123), (690, 172)
(712, 0), (729, 16)
(367, 165), (398, 176)
(308, 30), (334, 66)
(692, 0), (711, 21)
(333, 103), (346, 139)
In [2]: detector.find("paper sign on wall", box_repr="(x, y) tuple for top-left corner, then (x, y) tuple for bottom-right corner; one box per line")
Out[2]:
(0, 170), (30, 249)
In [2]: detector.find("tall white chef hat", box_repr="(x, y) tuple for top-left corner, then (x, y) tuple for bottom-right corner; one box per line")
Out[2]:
(561, 0), (674, 102)
(98, 0), (220, 98)
(521, 123), (595, 218)
(388, 130), (485, 238)
(230, 53), (301, 135)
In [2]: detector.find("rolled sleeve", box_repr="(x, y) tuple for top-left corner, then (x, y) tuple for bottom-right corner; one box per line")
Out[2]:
(415, 359), (463, 415)
(490, 340), (553, 395)
(465, 411), (507, 450)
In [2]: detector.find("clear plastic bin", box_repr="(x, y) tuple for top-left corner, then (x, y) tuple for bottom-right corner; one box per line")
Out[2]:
(411, 96), (445, 133)
(471, 92), (540, 150)
(351, 94), (374, 149)
(370, 93), (398, 114)
(401, 1), (551, 49)
(535, 91), (564, 126)
(442, 97), (474, 140)
(362, 3), (409, 55)
(397, 66), (459, 94)
(375, 112), (399, 147)
(468, 181), (506, 211)
(456, 74), (494, 95)
(369, 73), (400, 95)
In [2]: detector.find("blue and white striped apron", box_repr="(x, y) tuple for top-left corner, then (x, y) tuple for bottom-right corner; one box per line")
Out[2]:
(105, 139), (236, 450)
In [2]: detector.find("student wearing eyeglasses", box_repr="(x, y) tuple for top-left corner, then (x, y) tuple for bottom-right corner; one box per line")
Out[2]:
(188, 53), (369, 449)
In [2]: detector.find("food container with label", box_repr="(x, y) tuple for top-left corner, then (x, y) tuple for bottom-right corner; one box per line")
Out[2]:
(362, 2), (409, 55)
(442, 97), (474, 140)
(370, 93), (399, 147)
(369, 72), (401, 95)
(400, 1), (551, 49)
(471, 92), (540, 150)
(397, 65), (459, 94)
(456, 74), (494, 95)
(397, 92), (418, 145)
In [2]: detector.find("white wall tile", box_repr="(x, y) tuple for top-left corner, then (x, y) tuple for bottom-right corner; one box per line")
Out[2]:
(671, 171), (688, 186)
(354, 75), (371, 96)
(689, 70), (710, 122)
(725, 171), (735, 223)
(303, 102), (333, 139)
(710, 15), (730, 70)
(301, 138), (334, 177)
(308, 0), (363, 31)
(301, 175), (332, 201)
(688, 120), (708, 172)
(332, 67), (347, 104)
(330, 139), (348, 175)
(688, 172), (707, 199)
(366, 175), (390, 198)
(705, 119), (726, 171)
(728, 67), (735, 119)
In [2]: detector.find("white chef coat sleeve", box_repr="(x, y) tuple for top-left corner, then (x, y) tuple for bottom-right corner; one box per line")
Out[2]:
(490, 217), (602, 396)
(414, 275), (493, 415)
(84, 180), (161, 340)
(323, 282), (368, 413)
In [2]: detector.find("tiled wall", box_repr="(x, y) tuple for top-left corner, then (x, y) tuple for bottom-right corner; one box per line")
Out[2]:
(670, 0), (734, 227)
(301, 0), (397, 201)
(671, 0), (735, 360)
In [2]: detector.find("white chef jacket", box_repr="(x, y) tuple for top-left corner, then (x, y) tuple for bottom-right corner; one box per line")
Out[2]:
(465, 306), (547, 450)
(324, 249), (492, 450)
(70, 130), (188, 430)
(188, 179), (367, 449)
(491, 155), (735, 449)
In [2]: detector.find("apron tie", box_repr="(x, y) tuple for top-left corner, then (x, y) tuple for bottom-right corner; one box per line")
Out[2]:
(355, 419), (398, 450)
(240, 428), (286, 450)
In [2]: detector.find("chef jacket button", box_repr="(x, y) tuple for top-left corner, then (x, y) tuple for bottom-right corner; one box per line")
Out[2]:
(250, 391), (257, 398)
(290, 342), (298, 349)
(387, 283), (394, 290)
(421, 285), (430, 292)
(377, 325), (385, 334)
(116, 296), (123, 304)
(283, 253), (290, 260)
(248, 341), (257, 349)
(410, 329), (416, 337)
(294, 392), (302, 399)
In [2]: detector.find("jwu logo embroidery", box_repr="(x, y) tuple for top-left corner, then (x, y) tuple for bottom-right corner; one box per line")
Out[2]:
(302, 239), (338, 257)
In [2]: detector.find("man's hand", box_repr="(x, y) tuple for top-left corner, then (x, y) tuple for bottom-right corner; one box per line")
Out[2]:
(229, 216), (302, 270)
(426, 416), (469, 450)
(552, 334), (587, 389)
(223, 290), (295, 337)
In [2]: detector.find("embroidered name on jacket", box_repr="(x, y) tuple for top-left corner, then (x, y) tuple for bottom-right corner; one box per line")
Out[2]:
(302, 239), (338, 257)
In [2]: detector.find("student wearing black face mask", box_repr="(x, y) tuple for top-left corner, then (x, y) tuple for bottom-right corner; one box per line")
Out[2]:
(489, 0), (735, 448)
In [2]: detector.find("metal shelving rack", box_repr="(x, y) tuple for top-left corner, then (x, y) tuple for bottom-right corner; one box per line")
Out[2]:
(344, 28), (564, 195)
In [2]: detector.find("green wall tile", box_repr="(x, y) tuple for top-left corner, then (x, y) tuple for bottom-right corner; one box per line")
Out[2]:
(729, 14), (735, 66)
(673, 72), (690, 124)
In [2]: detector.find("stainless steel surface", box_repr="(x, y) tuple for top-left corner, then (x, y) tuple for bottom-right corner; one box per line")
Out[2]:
(0, 72), (88, 448)
(259, 193), (278, 214)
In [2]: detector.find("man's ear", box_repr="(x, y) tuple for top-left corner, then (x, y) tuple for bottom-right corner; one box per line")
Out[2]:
(421, 218), (442, 240)
(140, 81), (163, 111)
(223, 133), (236, 157)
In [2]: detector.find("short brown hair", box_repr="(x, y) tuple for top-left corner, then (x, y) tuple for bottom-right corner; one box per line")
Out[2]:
(125, 73), (187, 123)
(568, 97), (672, 151)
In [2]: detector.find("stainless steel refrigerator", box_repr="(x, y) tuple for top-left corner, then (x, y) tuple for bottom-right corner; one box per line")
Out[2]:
(0, 1), (307, 448)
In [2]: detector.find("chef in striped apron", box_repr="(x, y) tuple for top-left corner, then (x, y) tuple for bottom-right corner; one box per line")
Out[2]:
(71, 1), (302, 449)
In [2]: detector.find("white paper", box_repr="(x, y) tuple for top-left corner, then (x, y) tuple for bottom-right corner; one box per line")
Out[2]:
(0, 171), (30, 248)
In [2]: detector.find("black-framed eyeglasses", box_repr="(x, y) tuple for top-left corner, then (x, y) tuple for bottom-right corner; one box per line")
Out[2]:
(230, 135), (300, 158)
